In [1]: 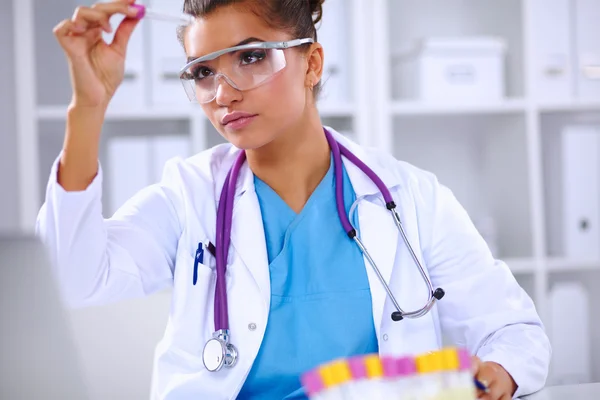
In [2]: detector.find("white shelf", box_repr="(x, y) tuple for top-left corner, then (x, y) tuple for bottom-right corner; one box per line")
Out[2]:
(37, 102), (356, 121)
(505, 258), (538, 274)
(538, 100), (600, 113)
(389, 99), (527, 116)
(37, 105), (196, 121)
(546, 258), (600, 273)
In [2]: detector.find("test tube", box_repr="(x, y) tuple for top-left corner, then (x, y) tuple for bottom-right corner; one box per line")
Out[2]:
(395, 356), (418, 400)
(347, 356), (371, 399)
(363, 354), (386, 399)
(318, 361), (346, 400)
(438, 348), (463, 400)
(381, 356), (402, 396)
(415, 351), (445, 400)
(131, 4), (194, 24)
(456, 349), (478, 400)
(329, 360), (354, 398)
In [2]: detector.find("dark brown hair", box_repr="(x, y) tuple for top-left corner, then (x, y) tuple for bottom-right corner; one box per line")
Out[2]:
(177, 0), (325, 97)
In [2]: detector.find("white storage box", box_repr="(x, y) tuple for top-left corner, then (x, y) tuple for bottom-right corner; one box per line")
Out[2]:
(393, 37), (506, 102)
(107, 134), (190, 215)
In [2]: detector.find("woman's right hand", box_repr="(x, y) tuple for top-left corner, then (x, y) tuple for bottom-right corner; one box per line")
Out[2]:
(53, 0), (142, 109)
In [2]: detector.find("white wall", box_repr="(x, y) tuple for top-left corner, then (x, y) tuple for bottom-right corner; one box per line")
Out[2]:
(0, 0), (20, 233)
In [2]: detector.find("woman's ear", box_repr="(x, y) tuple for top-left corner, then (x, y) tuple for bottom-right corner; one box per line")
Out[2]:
(305, 42), (324, 88)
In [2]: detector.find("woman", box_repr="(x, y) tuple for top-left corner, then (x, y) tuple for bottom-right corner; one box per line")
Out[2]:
(37, 0), (551, 398)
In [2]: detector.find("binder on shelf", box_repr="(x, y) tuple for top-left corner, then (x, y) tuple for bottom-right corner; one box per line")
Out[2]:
(107, 136), (153, 215)
(316, 0), (351, 106)
(574, 0), (600, 101)
(107, 134), (191, 215)
(149, 0), (191, 107)
(561, 125), (600, 260)
(529, 0), (573, 101)
(151, 135), (191, 181)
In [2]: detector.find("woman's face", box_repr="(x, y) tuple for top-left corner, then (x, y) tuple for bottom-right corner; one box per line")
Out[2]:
(184, 5), (320, 150)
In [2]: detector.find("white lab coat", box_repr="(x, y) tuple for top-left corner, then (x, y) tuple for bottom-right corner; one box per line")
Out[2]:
(36, 128), (550, 399)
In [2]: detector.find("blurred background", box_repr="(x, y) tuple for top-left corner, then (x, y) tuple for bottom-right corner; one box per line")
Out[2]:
(2, 0), (599, 398)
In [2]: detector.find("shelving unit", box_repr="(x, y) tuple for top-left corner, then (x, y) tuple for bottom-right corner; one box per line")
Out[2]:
(547, 258), (600, 273)
(539, 100), (600, 113)
(10, 0), (600, 394)
(370, 0), (600, 385)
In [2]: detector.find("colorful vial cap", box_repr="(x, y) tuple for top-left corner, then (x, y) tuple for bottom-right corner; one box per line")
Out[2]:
(457, 347), (473, 371)
(439, 347), (460, 371)
(319, 360), (351, 388)
(319, 364), (336, 388)
(364, 354), (384, 378)
(396, 356), (417, 376)
(382, 356), (400, 378)
(348, 356), (368, 380)
(415, 351), (444, 374)
(301, 369), (325, 396)
(330, 360), (352, 385)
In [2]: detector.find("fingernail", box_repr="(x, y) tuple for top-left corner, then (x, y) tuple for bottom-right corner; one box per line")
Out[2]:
(72, 24), (85, 32)
(128, 4), (145, 19)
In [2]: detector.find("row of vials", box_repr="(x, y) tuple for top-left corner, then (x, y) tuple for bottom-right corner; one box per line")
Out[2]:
(301, 347), (477, 400)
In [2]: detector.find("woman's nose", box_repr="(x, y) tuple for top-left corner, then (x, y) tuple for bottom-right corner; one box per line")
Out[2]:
(214, 75), (242, 106)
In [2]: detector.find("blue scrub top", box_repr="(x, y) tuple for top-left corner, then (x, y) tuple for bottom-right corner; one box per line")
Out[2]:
(237, 157), (379, 399)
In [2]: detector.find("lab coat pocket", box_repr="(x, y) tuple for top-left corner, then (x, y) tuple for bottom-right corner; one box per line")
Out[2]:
(170, 249), (216, 359)
(383, 310), (440, 356)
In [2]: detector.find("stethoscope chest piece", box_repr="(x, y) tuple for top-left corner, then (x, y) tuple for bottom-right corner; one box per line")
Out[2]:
(202, 329), (238, 372)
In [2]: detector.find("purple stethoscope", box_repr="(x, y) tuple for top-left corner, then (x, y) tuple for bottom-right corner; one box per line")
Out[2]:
(202, 128), (445, 372)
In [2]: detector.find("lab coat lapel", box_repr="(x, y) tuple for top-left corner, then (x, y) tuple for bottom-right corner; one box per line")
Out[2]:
(228, 162), (271, 310)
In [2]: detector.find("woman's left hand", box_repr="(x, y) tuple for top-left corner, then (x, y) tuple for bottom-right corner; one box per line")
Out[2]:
(472, 356), (517, 399)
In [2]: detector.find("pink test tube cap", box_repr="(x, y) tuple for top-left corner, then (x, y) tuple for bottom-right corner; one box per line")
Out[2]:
(457, 348), (472, 371)
(130, 4), (146, 19)
(301, 369), (325, 396)
(382, 356), (401, 378)
(396, 356), (417, 376)
(347, 356), (368, 380)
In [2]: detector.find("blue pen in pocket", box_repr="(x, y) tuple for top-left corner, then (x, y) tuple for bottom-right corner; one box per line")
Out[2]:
(193, 242), (204, 286)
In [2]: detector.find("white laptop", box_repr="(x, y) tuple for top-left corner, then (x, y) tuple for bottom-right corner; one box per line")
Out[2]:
(0, 235), (90, 399)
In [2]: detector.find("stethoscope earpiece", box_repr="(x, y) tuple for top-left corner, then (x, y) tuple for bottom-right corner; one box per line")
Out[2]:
(433, 288), (445, 300)
(391, 312), (404, 321)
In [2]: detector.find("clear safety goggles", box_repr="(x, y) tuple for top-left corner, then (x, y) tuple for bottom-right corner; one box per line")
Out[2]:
(179, 38), (314, 104)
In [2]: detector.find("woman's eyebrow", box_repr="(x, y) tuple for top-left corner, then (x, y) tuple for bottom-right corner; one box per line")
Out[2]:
(186, 37), (266, 63)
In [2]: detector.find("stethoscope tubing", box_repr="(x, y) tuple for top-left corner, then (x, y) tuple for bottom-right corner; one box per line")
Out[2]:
(212, 129), (444, 333)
